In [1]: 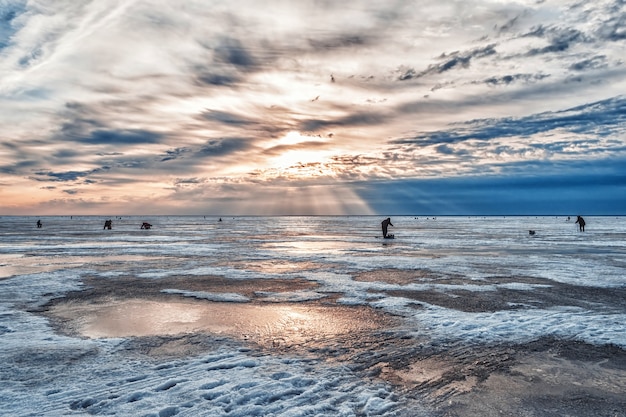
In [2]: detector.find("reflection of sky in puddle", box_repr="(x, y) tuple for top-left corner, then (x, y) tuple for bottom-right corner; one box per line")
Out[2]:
(0, 254), (160, 279)
(50, 299), (384, 346)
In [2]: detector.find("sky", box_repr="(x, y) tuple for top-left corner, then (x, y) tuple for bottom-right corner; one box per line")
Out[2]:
(1, 0), (625, 216)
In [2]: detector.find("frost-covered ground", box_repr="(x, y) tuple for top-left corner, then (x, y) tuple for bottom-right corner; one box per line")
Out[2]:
(1, 216), (625, 416)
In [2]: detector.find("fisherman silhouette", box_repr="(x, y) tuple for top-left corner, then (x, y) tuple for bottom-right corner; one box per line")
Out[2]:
(103, 219), (112, 230)
(381, 217), (394, 238)
(36, 219), (42, 228)
(575, 215), (586, 232)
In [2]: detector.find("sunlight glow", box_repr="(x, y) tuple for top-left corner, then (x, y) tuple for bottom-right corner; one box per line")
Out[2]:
(268, 131), (335, 173)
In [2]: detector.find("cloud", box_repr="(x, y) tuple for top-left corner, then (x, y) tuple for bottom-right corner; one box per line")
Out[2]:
(213, 37), (257, 68)
(393, 95), (626, 147)
(0, 159), (38, 175)
(482, 73), (550, 86)
(198, 109), (258, 126)
(523, 26), (588, 55)
(174, 177), (204, 185)
(197, 138), (252, 157)
(1, 0), (625, 215)
(569, 55), (608, 71)
(595, 6), (626, 42)
(76, 129), (164, 145)
(194, 72), (240, 87)
(397, 44), (498, 81)
(30, 166), (110, 183)
(298, 111), (386, 131)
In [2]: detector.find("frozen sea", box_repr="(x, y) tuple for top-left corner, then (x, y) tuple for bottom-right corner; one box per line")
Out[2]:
(1, 215), (625, 416)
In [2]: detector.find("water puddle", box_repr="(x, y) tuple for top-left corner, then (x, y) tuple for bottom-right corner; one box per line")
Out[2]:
(49, 298), (390, 347)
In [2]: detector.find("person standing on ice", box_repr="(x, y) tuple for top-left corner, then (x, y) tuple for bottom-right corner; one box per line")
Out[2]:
(381, 217), (393, 238)
(575, 215), (586, 232)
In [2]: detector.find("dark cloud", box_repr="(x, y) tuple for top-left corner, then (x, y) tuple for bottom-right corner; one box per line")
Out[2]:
(174, 177), (204, 185)
(523, 26), (588, 55)
(392, 96), (626, 146)
(497, 15), (520, 33)
(161, 147), (189, 162)
(198, 109), (256, 125)
(435, 144), (469, 156)
(527, 139), (601, 154)
(298, 111), (386, 131)
(52, 149), (84, 158)
(194, 72), (240, 86)
(569, 55), (608, 71)
(0, 159), (39, 174)
(397, 67), (418, 81)
(96, 152), (124, 156)
(18, 47), (43, 67)
(78, 129), (163, 145)
(30, 166), (110, 182)
(214, 37), (256, 68)
(197, 138), (251, 157)
(56, 103), (164, 145)
(193, 37), (261, 87)
(483, 73), (550, 86)
(596, 8), (626, 41)
(398, 44), (497, 81)
(162, 138), (252, 162)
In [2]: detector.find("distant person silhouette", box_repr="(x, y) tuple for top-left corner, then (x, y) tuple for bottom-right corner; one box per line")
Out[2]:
(381, 217), (393, 238)
(36, 219), (42, 228)
(575, 216), (586, 232)
(103, 219), (112, 230)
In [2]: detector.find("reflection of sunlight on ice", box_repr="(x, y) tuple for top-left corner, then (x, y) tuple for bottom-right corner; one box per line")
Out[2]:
(220, 259), (327, 274)
(263, 239), (359, 254)
(0, 254), (159, 279)
(0, 254), (88, 278)
(263, 237), (371, 255)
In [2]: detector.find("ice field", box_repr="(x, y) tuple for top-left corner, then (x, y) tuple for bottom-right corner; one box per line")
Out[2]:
(1, 215), (624, 416)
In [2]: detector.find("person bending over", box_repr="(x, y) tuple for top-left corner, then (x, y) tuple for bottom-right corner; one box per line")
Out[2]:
(381, 217), (393, 238)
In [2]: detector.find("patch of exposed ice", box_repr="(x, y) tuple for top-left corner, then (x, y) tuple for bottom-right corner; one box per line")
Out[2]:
(161, 289), (250, 302)
(254, 290), (326, 302)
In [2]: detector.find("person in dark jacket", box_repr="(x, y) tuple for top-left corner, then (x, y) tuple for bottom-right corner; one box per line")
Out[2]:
(381, 217), (393, 238)
(575, 215), (586, 232)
